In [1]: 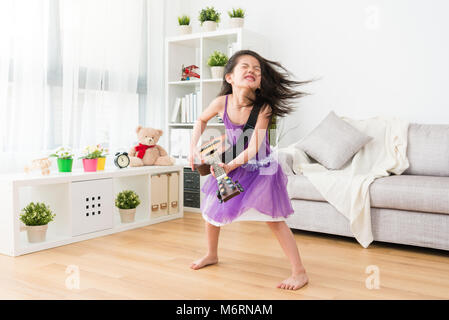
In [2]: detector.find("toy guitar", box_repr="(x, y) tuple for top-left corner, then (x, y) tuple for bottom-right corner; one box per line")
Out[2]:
(196, 135), (243, 203)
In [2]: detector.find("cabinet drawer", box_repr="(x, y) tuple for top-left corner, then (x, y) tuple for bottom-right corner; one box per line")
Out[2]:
(71, 179), (114, 236)
(184, 189), (200, 208)
(184, 176), (200, 190)
(184, 171), (200, 190)
(151, 174), (168, 218)
(168, 172), (180, 215)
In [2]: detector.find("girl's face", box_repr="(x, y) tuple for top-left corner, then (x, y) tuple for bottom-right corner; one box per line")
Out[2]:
(225, 55), (262, 91)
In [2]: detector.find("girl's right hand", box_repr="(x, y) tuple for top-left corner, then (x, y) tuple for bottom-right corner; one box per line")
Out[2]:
(210, 165), (215, 178)
(188, 147), (203, 171)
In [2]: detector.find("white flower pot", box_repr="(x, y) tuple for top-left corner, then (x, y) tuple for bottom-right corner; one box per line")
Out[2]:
(178, 25), (192, 35)
(210, 66), (224, 79)
(119, 208), (136, 223)
(229, 18), (244, 28)
(26, 224), (48, 243)
(202, 21), (217, 32)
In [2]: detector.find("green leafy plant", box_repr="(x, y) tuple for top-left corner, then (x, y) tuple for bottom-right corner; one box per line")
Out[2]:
(115, 190), (141, 209)
(20, 202), (55, 226)
(78, 144), (108, 159)
(207, 50), (229, 67)
(49, 146), (74, 159)
(199, 7), (220, 25)
(178, 15), (190, 26)
(228, 8), (245, 18)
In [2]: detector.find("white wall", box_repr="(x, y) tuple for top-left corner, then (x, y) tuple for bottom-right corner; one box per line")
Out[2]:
(164, 0), (449, 147)
(147, 0), (166, 131)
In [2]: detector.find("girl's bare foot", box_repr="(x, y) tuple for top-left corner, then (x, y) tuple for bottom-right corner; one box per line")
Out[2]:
(277, 271), (309, 290)
(190, 255), (219, 270)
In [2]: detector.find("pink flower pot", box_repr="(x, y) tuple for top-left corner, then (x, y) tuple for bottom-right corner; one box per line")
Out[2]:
(82, 158), (98, 172)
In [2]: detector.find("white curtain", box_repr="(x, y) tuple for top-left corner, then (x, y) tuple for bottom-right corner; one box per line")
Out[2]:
(0, 0), (145, 173)
(0, 0), (50, 158)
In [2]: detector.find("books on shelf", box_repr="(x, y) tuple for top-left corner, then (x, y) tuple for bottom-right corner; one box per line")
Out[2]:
(170, 128), (192, 159)
(181, 96), (186, 123)
(170, 97), (181, 123)
(171, 91), (200, 124)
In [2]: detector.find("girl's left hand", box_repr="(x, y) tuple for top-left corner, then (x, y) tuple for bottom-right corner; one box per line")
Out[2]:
(211, 162), (233, 177)
(218, 162), (233, 175)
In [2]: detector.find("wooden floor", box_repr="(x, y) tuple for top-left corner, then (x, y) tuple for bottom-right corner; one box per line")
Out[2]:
(1, 211), (448, 300)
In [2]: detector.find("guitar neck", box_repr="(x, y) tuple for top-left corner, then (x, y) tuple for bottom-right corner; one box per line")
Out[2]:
(211, 163), (226, 178)
(210, 153), (226, 178)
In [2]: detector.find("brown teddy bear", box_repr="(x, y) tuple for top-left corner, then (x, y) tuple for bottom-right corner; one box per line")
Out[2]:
(129, 125), (175, 167)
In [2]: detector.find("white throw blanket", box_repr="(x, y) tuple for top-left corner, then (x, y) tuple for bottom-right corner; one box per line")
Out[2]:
(281, 116), (410, 248)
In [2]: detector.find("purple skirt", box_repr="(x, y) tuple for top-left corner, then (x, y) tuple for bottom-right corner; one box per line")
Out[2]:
(200, 155), (295, 225)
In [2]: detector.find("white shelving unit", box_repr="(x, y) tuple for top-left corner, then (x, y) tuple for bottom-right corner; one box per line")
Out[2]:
(165, 28), (265, 163)
(165, 28), (265, 212)
(0, 165), (184, 256)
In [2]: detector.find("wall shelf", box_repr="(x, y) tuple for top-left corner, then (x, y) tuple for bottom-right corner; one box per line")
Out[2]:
(168, 80), (201, 86)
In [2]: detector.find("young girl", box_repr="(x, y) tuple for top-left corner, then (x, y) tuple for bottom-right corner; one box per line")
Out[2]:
(188, 50), (310, 290)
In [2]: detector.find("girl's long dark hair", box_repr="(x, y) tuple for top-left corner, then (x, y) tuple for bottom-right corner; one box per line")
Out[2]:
(218, 50), (312, 121)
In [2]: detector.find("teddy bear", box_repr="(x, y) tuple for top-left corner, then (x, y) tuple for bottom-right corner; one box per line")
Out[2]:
(128, 125), (175, 167)
(24, 157), (52, 175)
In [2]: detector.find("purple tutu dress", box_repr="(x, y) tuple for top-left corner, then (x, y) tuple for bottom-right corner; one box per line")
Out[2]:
(200, 95), (294, 226)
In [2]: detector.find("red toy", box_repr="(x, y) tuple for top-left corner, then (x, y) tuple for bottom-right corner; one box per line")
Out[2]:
(181, 64), (200, 81)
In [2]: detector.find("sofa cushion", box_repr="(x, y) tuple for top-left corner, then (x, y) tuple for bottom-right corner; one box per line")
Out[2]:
(287, 174), (324, 202)
(287, 174), (449, 215)
(369, 175), (449, 215)
(403, 123), (449, 177)
(294, 111), (372, 170)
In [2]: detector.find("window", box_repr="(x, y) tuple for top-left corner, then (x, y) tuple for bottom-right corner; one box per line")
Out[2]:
(0, 0), (147, 157)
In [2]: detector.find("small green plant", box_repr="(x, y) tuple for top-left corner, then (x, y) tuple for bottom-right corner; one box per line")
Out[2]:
(115, 190), (141, 209)
(49, 146), (74, 159)
(20, 202), (55, 226)
(178, 15), (190, 26)
(78, 144), (108, 159)
(228, 8), (245, 18)
(207, 51), (229, 67)
(199, 6), (220, 26)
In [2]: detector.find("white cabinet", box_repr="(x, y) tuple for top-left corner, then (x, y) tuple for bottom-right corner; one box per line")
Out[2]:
(71, 178), (114, 236)
(0, 165), (184, 256)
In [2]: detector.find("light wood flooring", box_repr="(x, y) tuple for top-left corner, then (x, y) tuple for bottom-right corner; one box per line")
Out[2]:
(1, 211), (448, 299)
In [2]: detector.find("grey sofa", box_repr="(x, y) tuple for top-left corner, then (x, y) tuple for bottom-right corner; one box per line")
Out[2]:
(279, 123), (449, 251)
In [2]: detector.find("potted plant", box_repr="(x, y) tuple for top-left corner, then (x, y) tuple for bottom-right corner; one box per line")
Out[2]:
(178, 15), (192, 35)
(228, 8), (245, 28)
(115, 190), (141, 223)
(207, 50), (229, 79)
(96, 145), (109, 171)
(79, 145), (103, 172)
(49, 146), (74, 173)
(199, 7), (220, 32)
(20, 202), (56, 243)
